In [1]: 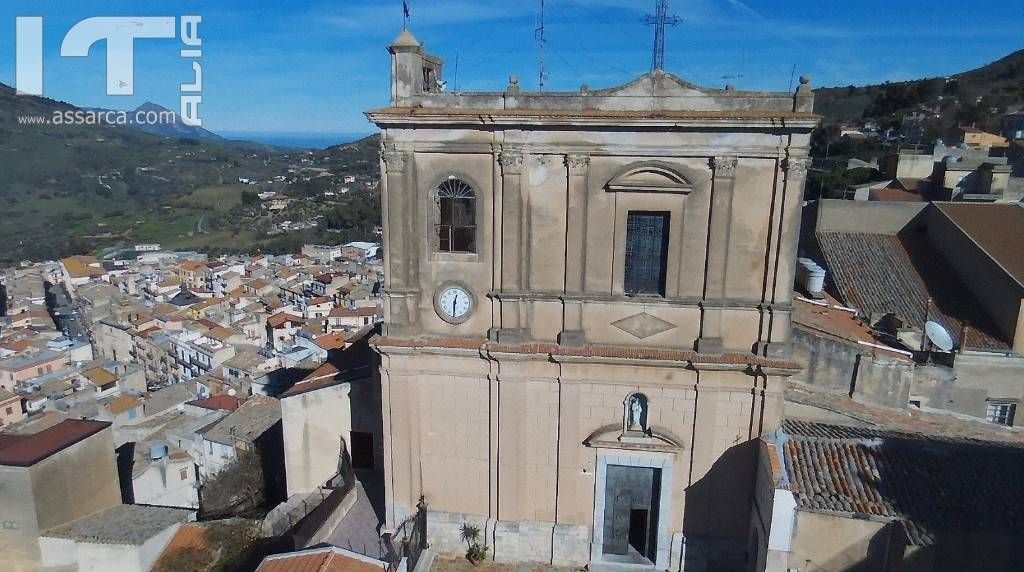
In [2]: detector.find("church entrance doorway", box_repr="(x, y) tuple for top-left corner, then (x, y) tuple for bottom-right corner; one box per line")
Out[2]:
(601, 464), (661, 564)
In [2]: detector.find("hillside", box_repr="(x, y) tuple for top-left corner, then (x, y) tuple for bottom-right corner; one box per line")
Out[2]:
(0, 83), (382, 264)
(814, 49), (1024, 135)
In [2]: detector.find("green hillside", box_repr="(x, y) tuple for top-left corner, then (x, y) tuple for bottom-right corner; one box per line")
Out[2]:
(0, 83), (382, 264)
(814, 49), (1024, 137)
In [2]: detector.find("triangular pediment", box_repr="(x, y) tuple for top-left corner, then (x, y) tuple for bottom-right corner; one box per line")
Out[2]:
(606, 162), (694, 193)
(593, 71), (708, 98)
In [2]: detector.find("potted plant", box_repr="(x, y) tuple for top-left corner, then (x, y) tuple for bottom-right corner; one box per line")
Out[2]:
(459, 523), (490, 566)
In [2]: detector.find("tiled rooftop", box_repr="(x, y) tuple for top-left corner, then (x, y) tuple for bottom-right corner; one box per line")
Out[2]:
(257, 547), (385, 572)
(201, 395), (280, 445)
(780, 419), (1024, 546)
(817, 231), (1008, 351)
(43, 504), (192, 545)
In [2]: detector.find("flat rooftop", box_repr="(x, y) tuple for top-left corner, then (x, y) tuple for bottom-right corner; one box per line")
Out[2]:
(0, 419), (110, 467)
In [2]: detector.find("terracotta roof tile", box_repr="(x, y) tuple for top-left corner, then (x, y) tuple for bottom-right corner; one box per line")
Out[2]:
(156, 523), (208, 563)
(106, 394), (141, 415)
(780, 419), (1024, 546)
(268, 313), (304, 328)
(257, 548), (385, 572)
(186, 395), (244, 412)
(817, 231), (1008, 351)
(60, 255), (106, 279)
(83, 367), (117, 385)
(329, 307), (381, 318)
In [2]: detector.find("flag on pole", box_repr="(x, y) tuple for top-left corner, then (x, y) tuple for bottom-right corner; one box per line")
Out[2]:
(403, 1), (410, 24)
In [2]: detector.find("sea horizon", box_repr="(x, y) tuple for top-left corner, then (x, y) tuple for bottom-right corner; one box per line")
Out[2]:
(220, 131), (374, 150)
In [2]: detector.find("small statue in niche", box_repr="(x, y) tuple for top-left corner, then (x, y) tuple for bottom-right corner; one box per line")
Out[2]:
(627, 393), (647, 432)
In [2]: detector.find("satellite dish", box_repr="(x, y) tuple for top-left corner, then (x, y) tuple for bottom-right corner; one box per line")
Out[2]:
(925, 321), (955, 352)
(228, 388), (237, 397)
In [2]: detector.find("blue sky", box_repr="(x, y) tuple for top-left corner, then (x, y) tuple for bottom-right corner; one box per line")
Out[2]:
(1, 0), (1021, 134)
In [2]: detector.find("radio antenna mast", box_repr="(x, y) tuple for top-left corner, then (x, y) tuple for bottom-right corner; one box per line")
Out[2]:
(644, 0), (681, 72)
(536, 0), (549, 91)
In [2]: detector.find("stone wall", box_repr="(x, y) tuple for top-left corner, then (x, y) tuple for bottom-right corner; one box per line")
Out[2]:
(791, 328), (913, 410)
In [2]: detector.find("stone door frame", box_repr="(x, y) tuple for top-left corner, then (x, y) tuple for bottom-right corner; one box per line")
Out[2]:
(591, 450), (675, 569)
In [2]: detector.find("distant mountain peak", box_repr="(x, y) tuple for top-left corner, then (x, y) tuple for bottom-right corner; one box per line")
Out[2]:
(134, 101), (174, 114)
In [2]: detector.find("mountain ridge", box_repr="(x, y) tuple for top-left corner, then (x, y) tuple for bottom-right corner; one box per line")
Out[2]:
(813, 49), (1024, 134)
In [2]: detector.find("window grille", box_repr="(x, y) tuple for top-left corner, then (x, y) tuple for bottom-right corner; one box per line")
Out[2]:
(624, 212), (670, 296)
(436, 178), (476, 253)
(987, 402), (1016, 426)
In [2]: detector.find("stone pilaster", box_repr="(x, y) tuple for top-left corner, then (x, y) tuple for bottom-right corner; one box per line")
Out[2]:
(381, 149), (413, 332)
(697, 156), (737, 354)
(497, 150), (525, 343)
(560, 154), (590, 346)
(757, 153), (809, 358)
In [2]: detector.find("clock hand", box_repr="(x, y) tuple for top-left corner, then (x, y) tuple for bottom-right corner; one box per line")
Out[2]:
(452, 296), (457, 315)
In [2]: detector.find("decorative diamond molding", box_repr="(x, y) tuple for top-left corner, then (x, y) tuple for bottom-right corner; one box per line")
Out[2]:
(611, 312), (677, 339)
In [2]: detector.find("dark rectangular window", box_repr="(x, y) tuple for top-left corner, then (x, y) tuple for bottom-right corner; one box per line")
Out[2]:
(624, 211), (670, 297)
(350, 431), (374, 470)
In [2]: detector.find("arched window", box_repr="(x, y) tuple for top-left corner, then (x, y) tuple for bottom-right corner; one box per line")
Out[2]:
(436, 178), (476, 253)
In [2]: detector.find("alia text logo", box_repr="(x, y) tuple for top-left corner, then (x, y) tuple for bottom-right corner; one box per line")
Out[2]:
(16, 16), (204, 126)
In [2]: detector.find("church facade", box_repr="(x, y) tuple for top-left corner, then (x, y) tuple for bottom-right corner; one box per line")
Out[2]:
(367, 29), (817, 570)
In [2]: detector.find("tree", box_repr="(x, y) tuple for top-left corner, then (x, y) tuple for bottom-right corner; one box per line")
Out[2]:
(199, 451), (266, 518)
(241, 190), (259, 206)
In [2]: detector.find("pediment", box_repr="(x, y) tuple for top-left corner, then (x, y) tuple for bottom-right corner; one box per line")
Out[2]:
(606, 162), (693, 193)
(594, 71), (708, 98)
(583, 423), (685, 453)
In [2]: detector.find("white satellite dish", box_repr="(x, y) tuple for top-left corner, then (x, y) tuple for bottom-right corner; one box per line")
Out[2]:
(925, 321), (955, 352)
(228, 388), (237, 397)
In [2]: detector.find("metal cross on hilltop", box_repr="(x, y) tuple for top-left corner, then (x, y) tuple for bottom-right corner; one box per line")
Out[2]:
(644, 0), (681, 73)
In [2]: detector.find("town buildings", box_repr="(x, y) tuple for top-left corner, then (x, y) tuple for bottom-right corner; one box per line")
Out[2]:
(798, 199), (1024, 427)
(365, 29), (817, 569)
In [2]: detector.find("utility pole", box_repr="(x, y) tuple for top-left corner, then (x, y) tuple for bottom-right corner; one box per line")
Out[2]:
(644, 0), (681, 73)
(536, 0), (549, 91)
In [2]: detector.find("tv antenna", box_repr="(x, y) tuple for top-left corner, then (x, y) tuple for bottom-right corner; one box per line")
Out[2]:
(722, 50), (747, 86)
(536, 0), (549, 91)
(644, 0), (681, 72)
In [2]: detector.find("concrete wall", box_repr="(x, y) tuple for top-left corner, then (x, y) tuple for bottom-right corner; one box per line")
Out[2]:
(94, 321), (135, 363)
(0, 464), (40, 572)
(791, 328), (913, 409)
(911, 355), (1024, 426)
(0, 427), (121, 572)
(886, 153), (936, 180)
(282, 383), (353, 496)
(789, 511), (894, 571)
(134, 457), (199, 508)
(39, 522), (180, 572)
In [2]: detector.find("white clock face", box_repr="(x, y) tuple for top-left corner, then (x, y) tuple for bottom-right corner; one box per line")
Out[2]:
(437, 285), (473, 322)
